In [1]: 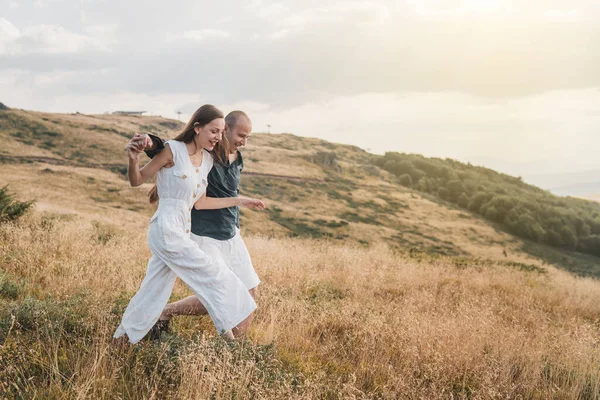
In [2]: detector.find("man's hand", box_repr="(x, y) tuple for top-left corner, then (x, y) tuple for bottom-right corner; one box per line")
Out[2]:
(240, 198), (266, 210)
(125, 133), (153, 154)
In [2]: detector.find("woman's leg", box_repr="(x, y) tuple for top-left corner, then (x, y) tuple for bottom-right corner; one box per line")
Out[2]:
(230, 287), (260, 339)
(113, 255), (177, 344)
(231, 313), (253, 339)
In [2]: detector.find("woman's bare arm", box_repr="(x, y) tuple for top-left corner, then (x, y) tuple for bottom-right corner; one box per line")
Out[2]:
(194, 192), (266, 210)
(127, 142), (173, 187)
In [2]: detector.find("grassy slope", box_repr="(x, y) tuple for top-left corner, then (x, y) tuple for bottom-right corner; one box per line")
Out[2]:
(1, 108), (599, 398)
(0, 108), (546, 266)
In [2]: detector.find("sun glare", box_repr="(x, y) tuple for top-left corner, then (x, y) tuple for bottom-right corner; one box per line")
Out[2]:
(462, 0), (506, 14)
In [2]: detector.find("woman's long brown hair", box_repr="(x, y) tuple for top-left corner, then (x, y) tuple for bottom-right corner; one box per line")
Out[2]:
(148, 104), (228, 204)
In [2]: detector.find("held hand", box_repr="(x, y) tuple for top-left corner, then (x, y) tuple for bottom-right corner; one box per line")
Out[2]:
(125, 133), (152, 154)
(240, 198), (266, 210)
(125, 134), (143, 161)
(141, 133), (153, 150)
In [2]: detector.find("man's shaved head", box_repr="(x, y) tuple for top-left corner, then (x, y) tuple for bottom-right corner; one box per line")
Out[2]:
(225, 110), (251, 129)
(224, 110), (252, 153)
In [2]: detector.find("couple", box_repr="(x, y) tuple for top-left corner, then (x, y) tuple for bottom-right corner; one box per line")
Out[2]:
(113, 105), (264, 344)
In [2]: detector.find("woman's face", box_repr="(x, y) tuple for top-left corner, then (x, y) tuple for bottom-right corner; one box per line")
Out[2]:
(194, 118), (224, 151)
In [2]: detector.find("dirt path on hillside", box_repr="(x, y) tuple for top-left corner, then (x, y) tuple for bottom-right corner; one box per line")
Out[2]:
(0, 154), (404, 192)
(0, 154), (327, 183)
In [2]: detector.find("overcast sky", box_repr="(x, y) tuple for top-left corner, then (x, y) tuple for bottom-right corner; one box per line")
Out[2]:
(1, 0), (599, 183)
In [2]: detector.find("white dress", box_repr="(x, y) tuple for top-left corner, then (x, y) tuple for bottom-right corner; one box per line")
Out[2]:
(114, 140), (257, 344)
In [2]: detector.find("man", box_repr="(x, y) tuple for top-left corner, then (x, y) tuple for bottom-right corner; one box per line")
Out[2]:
(127, 110), (263, 339)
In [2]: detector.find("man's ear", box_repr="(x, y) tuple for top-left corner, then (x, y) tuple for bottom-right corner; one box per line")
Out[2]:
(223, 125), (229, 135)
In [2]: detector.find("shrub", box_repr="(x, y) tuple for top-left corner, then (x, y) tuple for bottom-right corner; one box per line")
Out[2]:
(0, 276), (20, 300)
(0, 186), (34, 224)
(437, 187), (449, 201)
(398, 174), (413, 187)
(457, 193), (469, 208)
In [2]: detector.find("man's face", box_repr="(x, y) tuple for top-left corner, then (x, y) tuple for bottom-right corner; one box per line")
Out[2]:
(226, 117), (252, 153)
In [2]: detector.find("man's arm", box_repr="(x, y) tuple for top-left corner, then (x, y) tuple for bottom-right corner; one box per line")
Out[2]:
(144, 134), (166, 159)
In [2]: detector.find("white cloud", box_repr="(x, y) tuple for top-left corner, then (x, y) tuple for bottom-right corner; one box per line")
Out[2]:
(0, 17), (20, 37)
(543, 9), (580, 21)
(252, 1), (288, 19)
(277, 2), (390, 28)
(0, 18), (112, 55)
(219, 89), (600, 175)
(181, 29), (231, 41)
(268, 28), (292, 40)
(83, 24), (118, 46)
(0, 69), (200, 118)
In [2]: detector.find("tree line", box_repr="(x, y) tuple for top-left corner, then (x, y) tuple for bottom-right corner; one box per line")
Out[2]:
(374, 153), (600, 258)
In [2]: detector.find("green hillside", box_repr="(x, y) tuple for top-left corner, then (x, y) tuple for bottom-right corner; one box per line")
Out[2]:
(376, 153), (600, 258)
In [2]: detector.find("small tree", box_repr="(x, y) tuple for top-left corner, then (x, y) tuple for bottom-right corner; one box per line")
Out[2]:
(398, 174), (413, 187)
(0, 186), (34, 223)
(484, 205), (498, 221)
(457, 193), (469, 208)
(559, 226), (578, 250)
(578, 235), (600, 256)
(468, 192), (489, 213)
(447, 180), (466, 202)
(437, 187), (449, 201)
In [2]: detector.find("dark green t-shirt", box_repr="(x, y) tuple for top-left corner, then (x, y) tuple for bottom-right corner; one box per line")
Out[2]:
(192, 152), (243, 240)
(145, 134), (242, 240)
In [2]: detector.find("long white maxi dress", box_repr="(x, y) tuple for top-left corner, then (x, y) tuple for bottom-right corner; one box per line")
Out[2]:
(114, 140), (257, 344)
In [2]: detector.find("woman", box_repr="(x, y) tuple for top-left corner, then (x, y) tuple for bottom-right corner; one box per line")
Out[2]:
(113, 104), (262, 344)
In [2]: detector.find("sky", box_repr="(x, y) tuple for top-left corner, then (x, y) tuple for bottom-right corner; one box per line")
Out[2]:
(1, 0), (599, 187)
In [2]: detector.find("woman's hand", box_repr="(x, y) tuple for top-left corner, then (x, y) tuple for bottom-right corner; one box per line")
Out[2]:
(239, 198), (266, 210)
(126, 138), (173, 187)
(125, 134), (152, 154)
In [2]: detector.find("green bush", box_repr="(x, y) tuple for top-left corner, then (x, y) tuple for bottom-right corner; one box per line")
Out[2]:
(398, 174), (413, 187)
(437, 187), (449, 201)
(468, 192), (490, 213)
(457, 193), (469, 208)
(0, 186), (34, 224)
(578, 235), (600, 256)
(0, 276), (20, 300)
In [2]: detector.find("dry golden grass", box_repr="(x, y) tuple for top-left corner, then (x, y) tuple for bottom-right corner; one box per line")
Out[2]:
(0, 156), (532, 261)
(0, 163), (153, 228)
(0, 109), (180, 166)
(1, 213), (599, 399)
(243, 146), (329, 179)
